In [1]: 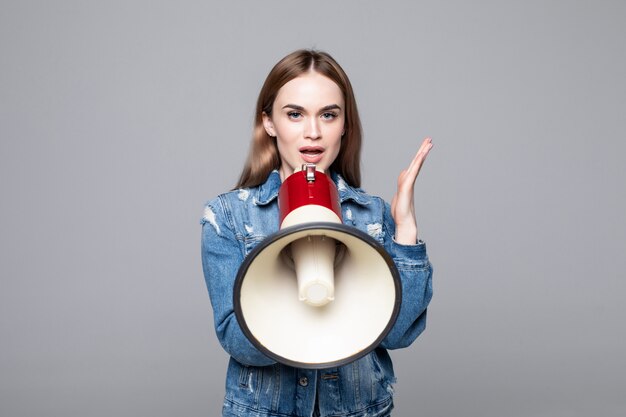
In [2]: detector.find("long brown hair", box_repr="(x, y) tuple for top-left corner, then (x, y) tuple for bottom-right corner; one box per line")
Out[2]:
(236, 49), (362, 188)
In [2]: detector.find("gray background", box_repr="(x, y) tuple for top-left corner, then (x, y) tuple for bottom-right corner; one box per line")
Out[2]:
(1, 1), (625, 416)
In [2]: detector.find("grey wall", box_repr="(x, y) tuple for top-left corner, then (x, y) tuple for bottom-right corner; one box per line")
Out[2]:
(1, 1), (625, 416)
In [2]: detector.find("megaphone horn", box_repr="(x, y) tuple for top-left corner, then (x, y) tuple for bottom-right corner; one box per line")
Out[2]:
(234, 164), (401, 369)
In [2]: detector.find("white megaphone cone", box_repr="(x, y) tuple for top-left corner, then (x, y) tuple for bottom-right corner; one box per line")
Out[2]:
(234, 164), (402, 369)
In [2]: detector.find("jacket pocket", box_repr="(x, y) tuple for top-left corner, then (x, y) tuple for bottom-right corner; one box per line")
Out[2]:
(369, 351), (395, 401)
(238, 365), (253, 388)
(229, 362), (282, 413)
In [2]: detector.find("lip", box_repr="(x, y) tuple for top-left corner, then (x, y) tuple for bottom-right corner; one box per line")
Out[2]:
(299, 146), (325, 164)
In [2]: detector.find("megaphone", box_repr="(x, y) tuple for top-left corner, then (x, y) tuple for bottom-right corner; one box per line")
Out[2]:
(234, 164), (401, 369)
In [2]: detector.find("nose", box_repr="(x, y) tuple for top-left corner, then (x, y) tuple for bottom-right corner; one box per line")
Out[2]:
(304, 117), (321, 140)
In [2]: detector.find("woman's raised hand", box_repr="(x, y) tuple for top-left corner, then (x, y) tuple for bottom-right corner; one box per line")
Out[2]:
(390, 137), (433, 245)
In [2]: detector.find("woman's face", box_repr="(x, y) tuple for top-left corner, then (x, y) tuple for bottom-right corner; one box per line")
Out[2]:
(263, 71), (345, 180)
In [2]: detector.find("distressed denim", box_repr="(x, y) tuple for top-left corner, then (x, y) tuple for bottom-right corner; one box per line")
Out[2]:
(201, 171), (433, 417)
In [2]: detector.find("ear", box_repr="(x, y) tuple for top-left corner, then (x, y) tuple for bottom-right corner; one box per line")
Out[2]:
(262, 112), (276, 137)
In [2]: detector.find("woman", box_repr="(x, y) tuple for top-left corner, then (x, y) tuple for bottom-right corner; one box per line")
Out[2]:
(201, 49), (433, 417)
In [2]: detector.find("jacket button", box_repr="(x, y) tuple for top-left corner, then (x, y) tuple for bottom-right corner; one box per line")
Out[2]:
(299, 376), (309, 387)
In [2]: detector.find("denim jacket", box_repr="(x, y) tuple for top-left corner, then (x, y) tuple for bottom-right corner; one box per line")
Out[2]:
(201, 171), (433, 417)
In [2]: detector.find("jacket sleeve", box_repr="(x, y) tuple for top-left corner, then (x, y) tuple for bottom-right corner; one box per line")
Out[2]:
(200, 196), (276, 366)
(379, 200), (433, 350)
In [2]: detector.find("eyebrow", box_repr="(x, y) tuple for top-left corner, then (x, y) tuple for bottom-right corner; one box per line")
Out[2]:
(282, 104), (342, 112)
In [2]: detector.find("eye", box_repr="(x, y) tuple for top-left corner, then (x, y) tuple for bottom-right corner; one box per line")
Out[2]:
(321, 112), (338, 120)
(287, 111), (302, 120)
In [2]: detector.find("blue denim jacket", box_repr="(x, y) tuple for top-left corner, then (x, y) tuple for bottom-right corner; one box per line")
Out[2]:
(201, 171), (433, 417)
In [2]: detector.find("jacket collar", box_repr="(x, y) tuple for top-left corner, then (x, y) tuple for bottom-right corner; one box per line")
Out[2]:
(254, 170), (282, 206)
(253, 170), (370, 206)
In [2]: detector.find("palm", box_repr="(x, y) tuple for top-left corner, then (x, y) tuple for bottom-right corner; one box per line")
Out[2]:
(391, 137), (433, 244)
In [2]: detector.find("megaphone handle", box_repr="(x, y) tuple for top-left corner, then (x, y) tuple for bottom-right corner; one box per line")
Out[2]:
(304, 164), (316, 182)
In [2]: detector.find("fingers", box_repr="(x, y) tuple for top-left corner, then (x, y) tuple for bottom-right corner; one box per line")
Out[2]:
(401, 137), (433, 188)
(406, 137), (432, 174)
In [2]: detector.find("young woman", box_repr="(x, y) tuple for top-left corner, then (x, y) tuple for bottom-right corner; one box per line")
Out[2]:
(201, 49), (433, 417)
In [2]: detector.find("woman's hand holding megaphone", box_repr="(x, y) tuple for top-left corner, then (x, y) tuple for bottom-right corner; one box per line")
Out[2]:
(391, 137), (433, 245)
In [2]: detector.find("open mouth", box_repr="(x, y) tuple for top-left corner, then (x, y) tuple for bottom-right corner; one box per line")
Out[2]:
(300, 149), (323, 156)
(299, 146), (324, 156)
(299, 147), (325, 163)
